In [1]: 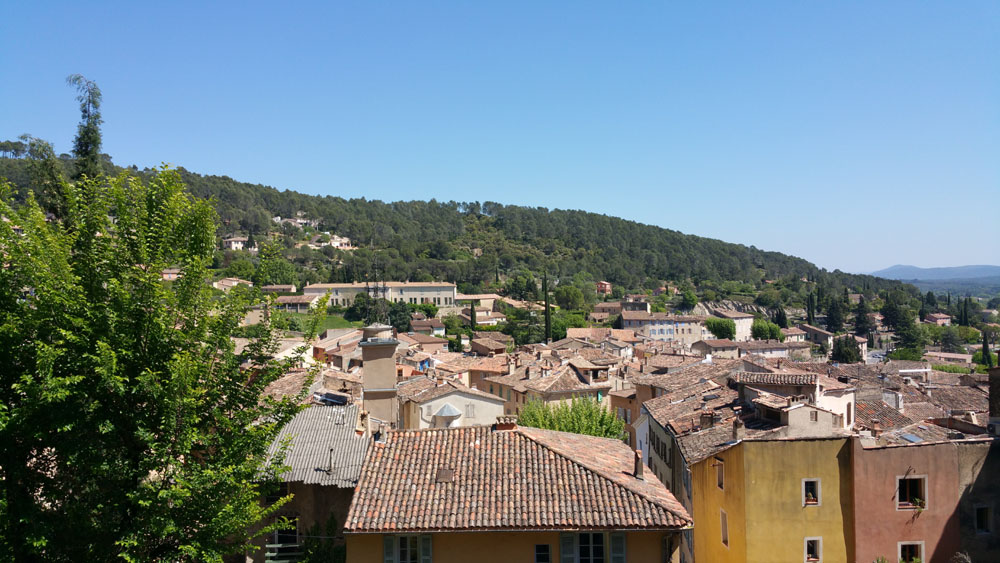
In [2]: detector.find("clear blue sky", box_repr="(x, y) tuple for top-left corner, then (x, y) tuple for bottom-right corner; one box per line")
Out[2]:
(2, 1), (997, 273)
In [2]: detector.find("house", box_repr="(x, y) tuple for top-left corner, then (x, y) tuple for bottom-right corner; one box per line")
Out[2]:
(484, 360), (613, 416)
(252, 404), (369, 562)
(304, 282), (458, 308)
(411, 318), (445, 337)
(343, 422), (693, 562)
(691, 339), (740, 359)
(799, 323), (834, 350)
(454, 293), (503, 311)
(396, 377), (505, 429)
(262, 284), (296, 293)
(594, 301), (623, 316)
(712, 310), (755, 342)
(470, 337), (508, 357)
(596, 280), (613, 295)
(212, 277), (253, 291)
(221, 236), (248, 251)
(620, 311), (708, 348)
(458, 307), (507, 327)
(780, 326), (807, 342)
(160, 268), (182, 281)
(735, 339), (791, 359)
(926, 313), (952, 326)
(274, 294), (322, 313)
(397, 332), (449, 354)
(923, 351), (974, 368)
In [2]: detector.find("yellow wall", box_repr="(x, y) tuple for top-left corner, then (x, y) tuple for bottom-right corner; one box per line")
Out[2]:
(347, 530), (679, 562)
(743, 439), (852, 563)
(692, 441), (747, 563)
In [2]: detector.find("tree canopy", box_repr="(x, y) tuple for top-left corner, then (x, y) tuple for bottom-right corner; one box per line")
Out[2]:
(516, 397), (625, 440)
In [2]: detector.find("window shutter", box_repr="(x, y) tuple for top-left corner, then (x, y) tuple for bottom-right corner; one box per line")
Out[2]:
(610, 532), (626, 563)
(383, 536), (396, 563)
(420, 535), (432, 563)
(560, 533), (576, 563)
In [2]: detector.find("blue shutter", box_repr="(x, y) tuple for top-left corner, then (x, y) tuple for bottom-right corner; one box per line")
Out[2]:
(610, 533), (626, 563)
(560, 533), (576, 563)
(420, 535), (432, 563)
(383, 536), (396, 563)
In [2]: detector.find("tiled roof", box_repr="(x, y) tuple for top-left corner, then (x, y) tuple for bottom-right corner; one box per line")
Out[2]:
(696, 339), (738, 348)
(737, 340), (789, 351)
(732, 372), (817, 386)
(855, 400), (913, 431)
(713, 309), (755, 319)
(345, 425), (692, 533)
(924, 385), (988, 413)
(634, 360), (739, 390)
(406, 379), (506, 405)
(267, 404), (368, 488)
(798, 324), (833, 337)
(674, 419), (781, 464)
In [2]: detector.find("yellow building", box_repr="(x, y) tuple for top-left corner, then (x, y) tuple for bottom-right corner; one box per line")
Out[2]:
(690, 437), (853, 563)
(345, 422), (692, 562)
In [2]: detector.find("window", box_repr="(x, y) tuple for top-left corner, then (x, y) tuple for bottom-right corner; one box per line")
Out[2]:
(267, 519), (299, 560)
(535, 544), (551, 563)
(976, 505), (992, 534)
(720, 510), (729, 547)
(803, 479), (821, 506)
(898, 542), (923, 563)
(578, 532), (605, 563)
(846, 402), (852, 426)
(897, 476), (927, 510)
(804, 537), (822, 562)
(715, 458), (725, 490)
(384, 535), (432, 563)
(465, 404), (475, 418)
(809, 410), (818, 422)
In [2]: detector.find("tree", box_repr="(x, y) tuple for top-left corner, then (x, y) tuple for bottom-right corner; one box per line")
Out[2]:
(826, 297), (845, 333)
(542, 272), (551, 344)
(925, 291), (937, 308)
(751, 318), (782, 341)
(553, 284), (584, 311)
(806, 291), (816, 325)
(679, 289), (698, 310)
(253, 241), (298, 286)
(517, 397), (625, 440)
(940, 326), (964, 354)
(0, 170), (306, 560)
(67, 74), (104, 180)
(982, 328), (995, 368)
(896, 315), (927, 355)
(224, 257), (256, 280)
(881, 299), (907, 331)
(705, 317), (736, 340)
(831, 336), (861, 364)
(388, 300), (411, 333)
(772, 305), (789, 329)
(853, 296), (873, 336)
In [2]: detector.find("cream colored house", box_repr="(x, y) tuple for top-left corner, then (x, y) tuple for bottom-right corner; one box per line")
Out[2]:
(303, 281), (457, 307)
(396, 377), (505, 429)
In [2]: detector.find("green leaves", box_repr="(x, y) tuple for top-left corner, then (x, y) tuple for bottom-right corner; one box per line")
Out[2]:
(517, 397), (626, 441)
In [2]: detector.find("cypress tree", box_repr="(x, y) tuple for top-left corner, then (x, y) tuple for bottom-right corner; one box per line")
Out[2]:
(543, 272), (551, 344)
(67, 74), (103, 180)
(984, 329), (994, 369)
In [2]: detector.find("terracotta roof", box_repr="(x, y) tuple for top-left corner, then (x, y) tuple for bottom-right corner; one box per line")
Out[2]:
(404, 378), (506, 404)
(345, 425), (692, 533)
(855, 400), (914, 431)
(781, 327), (806, 336)
(736, 340), (789, 351)
(276, 294), (320, 304)
(695, 339), (738, 348)
(733, 372), (817, 386)
(714, 309), (755, 319)
(798, 324), (833, 337)
(634, 360), (739, 390)
(923, 385), (988, 413)
(674, 419), (780, 464)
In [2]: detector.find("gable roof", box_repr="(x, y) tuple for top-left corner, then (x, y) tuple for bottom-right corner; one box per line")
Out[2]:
(267, 404), (368, 488)
(345, 425), (692, 533)
(732, 372), (817, 386)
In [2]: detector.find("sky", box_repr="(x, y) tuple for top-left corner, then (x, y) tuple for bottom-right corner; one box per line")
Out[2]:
(2, 1), (998, 273)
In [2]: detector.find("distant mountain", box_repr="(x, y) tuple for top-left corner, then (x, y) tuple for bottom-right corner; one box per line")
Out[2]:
(871, 265), (1000, 281)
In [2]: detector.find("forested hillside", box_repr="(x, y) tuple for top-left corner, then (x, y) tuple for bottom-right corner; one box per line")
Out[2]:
(0, 153), (903, 296)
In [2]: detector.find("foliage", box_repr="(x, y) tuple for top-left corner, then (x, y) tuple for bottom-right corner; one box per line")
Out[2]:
(389, 300), (412, 333)
(751, 318), (783, 340)
(772, 305), (788, 329)
(503, 271), (539, 301)
(826, 297), (846, 333)
(442, 313), (467, 336)
(67, 74), (104, 180)
(409, 302), (438, 319)
(301, 515), (346, 563)
(888, 348), (925, 361)
(939, 326), (965, 354)
(554, 284), (584, 311)
(705, 317), (736, 340)
(973, 349), (997, 367)
(0, 170), (309, 560)
(252, 241), (298, 286)
(447, 337), (464, 352)
(679, 289), (698, 310)
(831, 337), (861, 364)
(550, 310), (587, 341)
(224, 257), (256, 280)
(517, 397), (625, 440)
(854, 296), (873, 336)
(932, 364), (973, 374)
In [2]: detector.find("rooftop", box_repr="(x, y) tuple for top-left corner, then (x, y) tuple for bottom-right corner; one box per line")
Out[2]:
(267, 404), (368, 488)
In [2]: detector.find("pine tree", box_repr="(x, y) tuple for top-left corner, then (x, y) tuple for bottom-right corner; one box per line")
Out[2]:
(67, 74), (104, 180)
(853, 296), (873, 336)
(807, 291), (816, 325)
(772, 305), (788, 329)
(826, 297), (845, 333)
(983, 329), (994, 369)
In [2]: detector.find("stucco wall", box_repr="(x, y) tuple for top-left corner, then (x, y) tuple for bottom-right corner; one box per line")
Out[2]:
(851, 439), (961, 562)
(346, 530), (679, 562)
(405, 392), (505, 429)
(692, 441), (747, 563)
(249, 483), (354, 562)
(955, 440), (1000, 560)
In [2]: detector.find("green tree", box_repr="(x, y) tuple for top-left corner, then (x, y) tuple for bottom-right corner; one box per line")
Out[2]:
(806, 291), (816, 325)
(554, 284), (584, 311)
(679, 289), (698, 310)
(982, 328), (995, 368)
(253, 241), (297, 286)
(517, 397), (625, 440)
(0, 170), (306, 561)
(751, 318), (783, 340)
(705, 317), (736, 340)
(940, 326), (964, 354)
(924, 291), (937, 308)
(542, 272), (551, 343)
(853, 296), (873, 336)
(772, 305), (789, 329)
(67, 74), (104, 180)
(826, 297), (845, 333)
(389, 300), (412, 333)
(831, 336), (861, 364)
(224, 257), (256, 280)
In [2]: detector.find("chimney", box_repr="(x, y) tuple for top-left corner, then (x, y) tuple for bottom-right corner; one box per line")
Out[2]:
(507, 358), (515, 375)
(633, 449), (645, 480)
(495, 415), (517, 431)
(700, 409), (715, 429)
(732, 418), (745, 442)
(871, 418), (881, 437)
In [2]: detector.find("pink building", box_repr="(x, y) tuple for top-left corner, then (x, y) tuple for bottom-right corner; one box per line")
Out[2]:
(596, 280), (612, 295)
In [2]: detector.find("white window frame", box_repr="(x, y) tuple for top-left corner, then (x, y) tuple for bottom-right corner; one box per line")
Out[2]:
(802, 478), (822, 507)
(896, 474), (928, 511)
(383, 534), (432, 563)
(803, 536), (822, 562)
(897, 541), (924, 563)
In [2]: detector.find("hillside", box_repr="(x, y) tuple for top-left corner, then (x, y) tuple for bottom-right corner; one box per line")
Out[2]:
(1, 156), (905, 295)
(871, 264), (1000, 281)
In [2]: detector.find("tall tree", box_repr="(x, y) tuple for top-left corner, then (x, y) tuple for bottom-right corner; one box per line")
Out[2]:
(772, 305), (789, 329)
(983, 328), (994, 369)
(826, 297), (845, 333)
(705, 317), (736, 340)
(924, 291), (937, 308)
(831, 336), (861, 364)
(0, 170), (306, 560)
(542, 272), (551, 344)
(67, 74), (104, 180)
(806, 291), (816, 325)
(853, 296), (873, 336)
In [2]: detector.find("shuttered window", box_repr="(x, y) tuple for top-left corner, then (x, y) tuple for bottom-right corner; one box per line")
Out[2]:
(383, 535), (432, 563)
